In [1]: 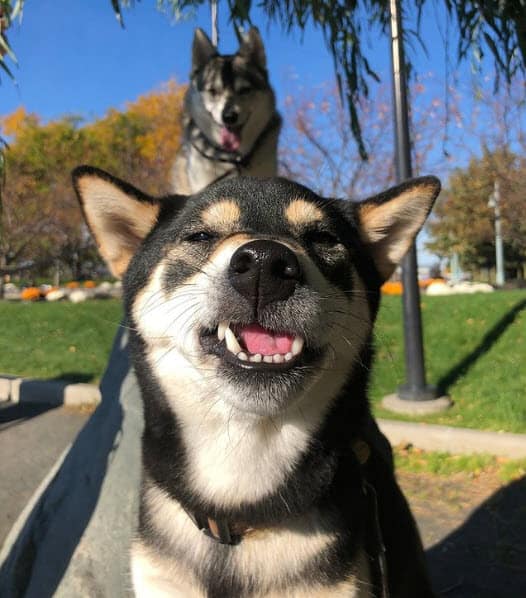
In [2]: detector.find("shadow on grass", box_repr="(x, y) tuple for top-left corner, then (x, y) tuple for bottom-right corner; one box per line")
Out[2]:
(427, 475), (526, 597)
(436, 298), (526, 395)
(50, 372), (94, 384)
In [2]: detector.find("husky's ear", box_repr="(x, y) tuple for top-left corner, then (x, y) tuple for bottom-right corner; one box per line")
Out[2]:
(73, 166), (162, 279)
(355, 176), (440, 282)
(192, 28), (217, 74)
(238, 27), (267, 71)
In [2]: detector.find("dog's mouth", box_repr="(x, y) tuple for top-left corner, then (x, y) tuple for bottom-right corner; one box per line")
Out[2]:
(200, 321), (315, 371)
(220, 126), (242, 152)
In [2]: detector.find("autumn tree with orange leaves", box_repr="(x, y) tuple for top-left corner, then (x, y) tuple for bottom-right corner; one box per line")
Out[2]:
(0, 80), (185, 291)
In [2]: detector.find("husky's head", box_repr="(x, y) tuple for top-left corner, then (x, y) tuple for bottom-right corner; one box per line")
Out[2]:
(74, 170), (439, 419)
(187, 27), (276, 155)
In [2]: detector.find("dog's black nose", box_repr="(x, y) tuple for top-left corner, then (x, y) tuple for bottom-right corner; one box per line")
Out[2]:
(222, 107), (239, 125)
(229, 240), (302, 309)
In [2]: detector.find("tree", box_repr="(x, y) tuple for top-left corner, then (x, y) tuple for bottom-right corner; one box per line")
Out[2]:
(0, 110), (95, 285)
(86, 80), (185, 194)
(426, 147), (526, 277)
(280, 75), (453, 198)
(0, 80), (185, 290)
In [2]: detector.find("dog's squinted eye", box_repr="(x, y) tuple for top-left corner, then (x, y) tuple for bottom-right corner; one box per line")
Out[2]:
(184, 231), (216, 243)
(238, 86), (252, 95)
(303, 230), (341, 247)
(206, 88), (218, 97)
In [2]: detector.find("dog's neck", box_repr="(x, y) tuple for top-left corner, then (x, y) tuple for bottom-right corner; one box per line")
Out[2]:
(135, 341), (374, 528)
(186, 438), (372, 546)
(184, 112), (281, 169)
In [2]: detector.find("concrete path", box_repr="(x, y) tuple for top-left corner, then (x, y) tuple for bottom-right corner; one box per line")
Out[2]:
(0, 402), (89, 546)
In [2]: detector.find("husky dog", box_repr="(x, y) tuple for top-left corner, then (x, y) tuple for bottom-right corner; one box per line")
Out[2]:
(172, 28), (281, 194)
(74, 167), (440, 597)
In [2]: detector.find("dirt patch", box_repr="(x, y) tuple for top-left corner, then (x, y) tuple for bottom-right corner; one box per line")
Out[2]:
(397, 470), (526, 597)
(398, 469), (503, 547)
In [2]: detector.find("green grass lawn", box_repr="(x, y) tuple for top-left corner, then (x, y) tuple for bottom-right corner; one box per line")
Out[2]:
(393, 445), (526, 483)
(0, 289), (524, 433)
(371, 289), (526, 433)
(0, 299), (122, 383)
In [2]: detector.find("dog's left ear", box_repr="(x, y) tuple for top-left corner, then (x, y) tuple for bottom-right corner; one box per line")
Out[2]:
(73, 166), (164, 279)
(238, 27), (267, 71)
(354, 176), (440, 282)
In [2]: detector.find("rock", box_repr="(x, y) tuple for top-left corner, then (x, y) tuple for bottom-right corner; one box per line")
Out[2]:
(450, 282), (494, 294)
(69, 289), (89, 303)
(46, 289), (67, 302)
(426, 281), (495, 296)
(3, 284), (21, 300)
(426, 281), (453, 296)
(94, 288), (113, 299)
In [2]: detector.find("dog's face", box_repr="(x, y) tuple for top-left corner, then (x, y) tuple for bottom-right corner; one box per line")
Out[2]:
(187, 28), (276, 154)
(74, 170), (439, 419)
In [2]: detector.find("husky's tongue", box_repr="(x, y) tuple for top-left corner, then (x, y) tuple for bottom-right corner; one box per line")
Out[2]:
(238, 324), (294, 356)
(220, 127), (241, 152)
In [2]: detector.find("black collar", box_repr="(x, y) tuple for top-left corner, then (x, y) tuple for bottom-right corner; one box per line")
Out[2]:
(186, 438), (390, 597)
(186, 112), (282, 169)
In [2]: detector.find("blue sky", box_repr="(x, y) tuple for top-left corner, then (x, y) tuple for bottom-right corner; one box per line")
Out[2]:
(3, 0), (453, 121)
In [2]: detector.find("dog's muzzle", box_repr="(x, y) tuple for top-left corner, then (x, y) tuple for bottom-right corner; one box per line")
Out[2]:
(199, 240), (321, 372)
(228, 240), (302, 312)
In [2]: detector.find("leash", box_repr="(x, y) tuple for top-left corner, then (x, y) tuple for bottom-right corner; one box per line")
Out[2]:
(186, 438), (390, 597)
(363, 482), (390, 598)
(353, 440), (390, 598)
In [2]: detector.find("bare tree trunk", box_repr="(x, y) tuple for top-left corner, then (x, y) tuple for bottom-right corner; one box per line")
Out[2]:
(0, 254), (5, 300)
(53, 259), (61, 287)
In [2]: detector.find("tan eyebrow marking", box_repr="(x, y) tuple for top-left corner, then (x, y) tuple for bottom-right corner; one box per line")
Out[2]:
(285, 199), (324, 227)
(201, 199), (241, 229)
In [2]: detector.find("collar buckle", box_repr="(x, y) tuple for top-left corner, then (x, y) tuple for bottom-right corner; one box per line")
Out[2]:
(192, 512), (240, 546)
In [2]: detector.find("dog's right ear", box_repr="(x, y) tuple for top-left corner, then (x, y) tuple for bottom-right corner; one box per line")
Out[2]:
(72, 166), (162, 279)
(192, 28), (217, 74)
(238, 27), (267, 71)
(353, 176), (441, 282)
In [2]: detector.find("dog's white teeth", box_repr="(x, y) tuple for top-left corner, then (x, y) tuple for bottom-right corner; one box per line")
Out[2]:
(237, 351), (248, 361)
(249, 353), (263, 363)
(284, 352), (294, 362)
(273, 354), (284, 364)
(263, 355), (274, 364)
(291, 336), (304, 356)
(217, 321), (229, 342)
(225, 327), (242, 354)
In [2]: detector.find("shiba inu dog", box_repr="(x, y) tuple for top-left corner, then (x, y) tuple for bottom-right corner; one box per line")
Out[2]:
(172, 27), (281, 194)
(73, 167), (440, 597)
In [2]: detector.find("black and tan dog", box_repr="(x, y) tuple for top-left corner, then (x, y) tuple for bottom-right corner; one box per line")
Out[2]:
(74, 167), (439, 597)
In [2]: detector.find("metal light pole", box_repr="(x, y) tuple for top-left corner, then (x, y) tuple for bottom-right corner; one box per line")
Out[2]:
(389, 0), (436, 401)
(488, 180), (505, 286)
(210, 0), (218, 46)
